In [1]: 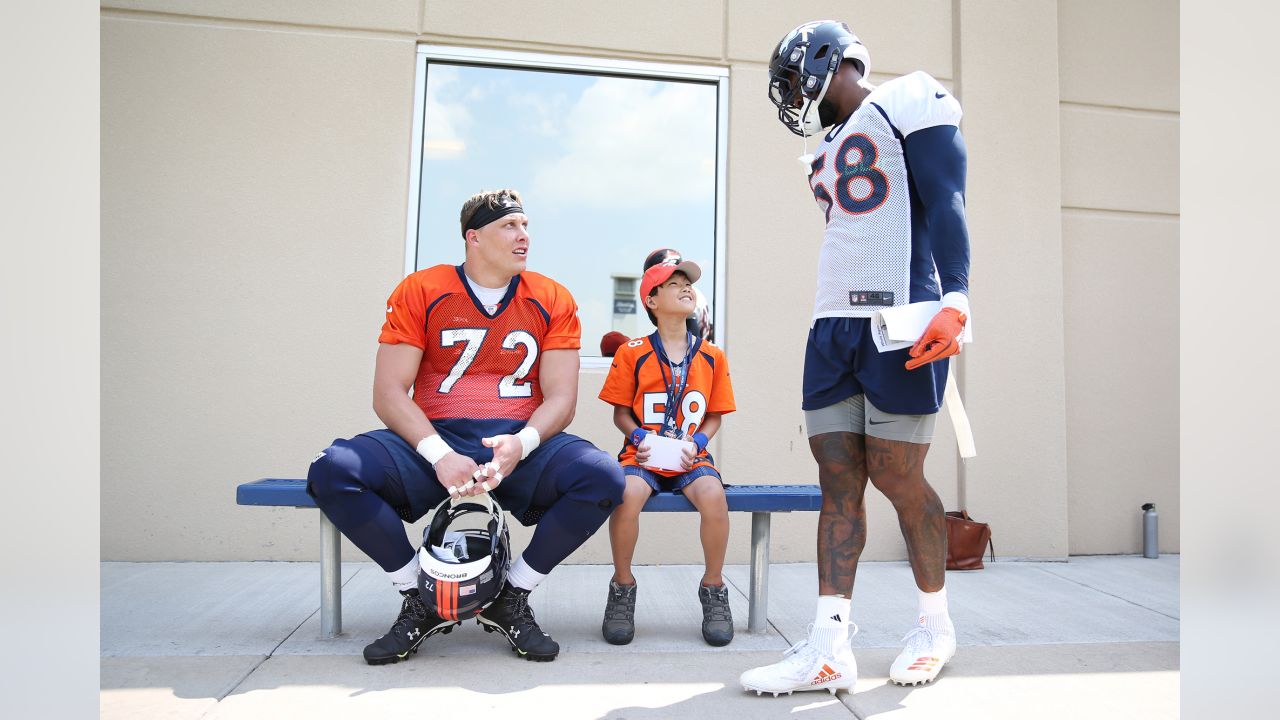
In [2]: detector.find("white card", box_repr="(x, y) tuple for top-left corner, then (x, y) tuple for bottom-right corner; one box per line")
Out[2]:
(871, 301), (973, 353)
(640, 433), (695, 472)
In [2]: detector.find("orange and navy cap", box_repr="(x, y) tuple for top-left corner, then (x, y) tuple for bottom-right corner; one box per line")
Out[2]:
(640, 256), (702, 300)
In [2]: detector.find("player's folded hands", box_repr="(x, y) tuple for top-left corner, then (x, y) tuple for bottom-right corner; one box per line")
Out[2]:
(434, 452), (481, 498)
(471, 434), (521, 495)
(905, 307), (967, 371)
(464, 462), (504, 495)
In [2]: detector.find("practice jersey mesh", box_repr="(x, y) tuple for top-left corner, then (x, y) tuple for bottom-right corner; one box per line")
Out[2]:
(807, 71), (962, 322)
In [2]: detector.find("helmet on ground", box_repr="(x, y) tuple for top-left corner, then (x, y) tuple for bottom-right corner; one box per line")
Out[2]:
(767, 20), (870, 136)
(417, 493), (510, 621)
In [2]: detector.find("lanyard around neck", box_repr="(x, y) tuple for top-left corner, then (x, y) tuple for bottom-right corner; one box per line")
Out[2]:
(651, 331), (699, 438)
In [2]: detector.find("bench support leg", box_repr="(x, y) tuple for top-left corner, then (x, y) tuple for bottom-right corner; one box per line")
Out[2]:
(320, 512), (342, 638)
(748, 511), (771, 633)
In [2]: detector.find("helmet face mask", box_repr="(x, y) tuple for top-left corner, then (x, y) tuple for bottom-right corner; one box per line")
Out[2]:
(417, 494), (511, 621)
(767, 20), (870, 136)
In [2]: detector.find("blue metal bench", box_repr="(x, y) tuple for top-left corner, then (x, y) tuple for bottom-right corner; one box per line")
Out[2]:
(237, 478), (822, 637)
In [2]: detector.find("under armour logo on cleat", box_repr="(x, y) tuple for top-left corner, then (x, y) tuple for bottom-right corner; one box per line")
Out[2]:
(407, 629), (421, 640)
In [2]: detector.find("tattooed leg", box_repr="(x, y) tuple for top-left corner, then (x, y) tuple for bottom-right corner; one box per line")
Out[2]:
(866, 436), (946, 592)
(809, 432), (869, 597)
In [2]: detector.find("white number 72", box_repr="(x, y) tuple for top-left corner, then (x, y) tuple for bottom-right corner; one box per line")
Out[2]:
(437, 328), (539, 397)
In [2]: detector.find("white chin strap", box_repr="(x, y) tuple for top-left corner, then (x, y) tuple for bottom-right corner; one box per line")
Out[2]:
(797, 70), (834, 175)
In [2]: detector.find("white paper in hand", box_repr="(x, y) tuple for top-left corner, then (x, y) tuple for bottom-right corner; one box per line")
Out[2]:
(871, 301), (973, 353)
(641, 434), (695, 472)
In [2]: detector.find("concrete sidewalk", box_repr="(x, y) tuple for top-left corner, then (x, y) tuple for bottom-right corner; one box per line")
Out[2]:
(101, 556), (1179, 719)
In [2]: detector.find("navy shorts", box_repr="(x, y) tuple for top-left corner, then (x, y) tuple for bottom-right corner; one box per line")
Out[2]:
(624, 464), (723, 495)
(802, 316), (948, 415)
(362, 428), (596, 526)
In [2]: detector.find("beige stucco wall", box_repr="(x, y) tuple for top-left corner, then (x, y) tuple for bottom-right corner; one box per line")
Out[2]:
(101, 1), (1177, 563)
(1058, 0), (1180, 554)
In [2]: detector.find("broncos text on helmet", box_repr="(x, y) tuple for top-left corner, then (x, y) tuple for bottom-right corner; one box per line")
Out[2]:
(417, 493), (511, 621)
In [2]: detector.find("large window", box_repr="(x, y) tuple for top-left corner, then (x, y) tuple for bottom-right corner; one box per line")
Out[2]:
(406, 46), (728, 367)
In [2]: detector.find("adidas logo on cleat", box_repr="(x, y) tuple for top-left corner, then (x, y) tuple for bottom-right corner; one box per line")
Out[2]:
(809, 664), (843, 685)
(907, 656), (940, 671)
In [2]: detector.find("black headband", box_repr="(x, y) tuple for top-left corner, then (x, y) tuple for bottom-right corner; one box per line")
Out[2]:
(463, 198), (525, 237)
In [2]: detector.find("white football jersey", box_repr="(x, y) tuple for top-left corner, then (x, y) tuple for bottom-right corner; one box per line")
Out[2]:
(807, 71), (963, 321)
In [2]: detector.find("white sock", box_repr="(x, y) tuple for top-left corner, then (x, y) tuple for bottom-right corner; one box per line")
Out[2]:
(811, 595), (852, 653)
(918, 587), (948, 615)
(815, 595), (852, 627)
(506, 554), (548, 592)
(917, 587), (954, 636)
(387, 554), (419, 593)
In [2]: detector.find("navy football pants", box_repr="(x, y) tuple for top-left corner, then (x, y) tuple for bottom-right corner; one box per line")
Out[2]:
(306, 434), (624, 575)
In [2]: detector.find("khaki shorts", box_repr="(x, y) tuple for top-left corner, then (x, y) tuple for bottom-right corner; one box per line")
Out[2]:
(804, 393), (937, 444)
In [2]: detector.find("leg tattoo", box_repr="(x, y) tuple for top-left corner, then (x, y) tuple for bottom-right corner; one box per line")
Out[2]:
(866, 437), (946, 592)
(810, 432), (869, 597)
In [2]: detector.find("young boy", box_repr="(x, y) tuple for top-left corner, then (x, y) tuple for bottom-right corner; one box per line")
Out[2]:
(598, 252), (737, 646)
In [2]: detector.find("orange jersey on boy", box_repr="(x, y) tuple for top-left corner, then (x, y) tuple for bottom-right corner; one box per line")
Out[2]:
(598, 334), (736, 477)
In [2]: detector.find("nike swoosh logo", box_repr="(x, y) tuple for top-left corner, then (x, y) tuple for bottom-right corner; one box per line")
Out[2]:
(935, 92), (946, 99)
(868, 419), (895, 425)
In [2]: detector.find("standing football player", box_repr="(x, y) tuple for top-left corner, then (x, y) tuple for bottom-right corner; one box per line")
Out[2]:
(306, 189), (625, 664)
(740, 21), (972, 696)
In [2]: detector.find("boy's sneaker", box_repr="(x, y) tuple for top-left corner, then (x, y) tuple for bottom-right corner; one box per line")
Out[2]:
(477, 582), (560, 661)
(363, 588), (460, 665)
(740, 624), (858, 696)
(602, 581), (638, 645)
(697, 583), (734, 647)
(889, 624), (956, 686)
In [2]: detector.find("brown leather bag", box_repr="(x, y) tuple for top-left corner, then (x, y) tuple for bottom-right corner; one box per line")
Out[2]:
(945, 510), (994, 570)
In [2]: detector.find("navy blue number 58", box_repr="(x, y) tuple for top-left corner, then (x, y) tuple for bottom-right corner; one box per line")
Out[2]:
(809, 133), (889, 221)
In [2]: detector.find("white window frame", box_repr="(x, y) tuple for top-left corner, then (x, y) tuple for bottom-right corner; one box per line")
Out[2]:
(404, 44), (730, 370)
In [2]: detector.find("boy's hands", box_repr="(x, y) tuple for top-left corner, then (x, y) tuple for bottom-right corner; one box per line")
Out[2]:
(634, 440), (652, 466)
(679, 443), (697, 471)
(630, 427), (652, 465)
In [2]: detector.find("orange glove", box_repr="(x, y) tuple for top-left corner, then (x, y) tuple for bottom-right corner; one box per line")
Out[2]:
(905, 307), (967, 370)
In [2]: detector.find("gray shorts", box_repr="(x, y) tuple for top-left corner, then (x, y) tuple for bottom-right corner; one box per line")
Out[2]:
(804, 394), (937, 444)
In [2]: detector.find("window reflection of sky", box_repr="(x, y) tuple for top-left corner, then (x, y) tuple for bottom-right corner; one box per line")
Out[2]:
(417, 63), (719, 355)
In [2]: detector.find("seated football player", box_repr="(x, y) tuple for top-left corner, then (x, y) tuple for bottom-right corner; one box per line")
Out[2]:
(305, 188), (625, 664)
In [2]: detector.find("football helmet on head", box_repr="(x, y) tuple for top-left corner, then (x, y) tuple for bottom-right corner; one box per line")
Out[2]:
(768, 20), (870, 136)
(417, 492), (511, 622)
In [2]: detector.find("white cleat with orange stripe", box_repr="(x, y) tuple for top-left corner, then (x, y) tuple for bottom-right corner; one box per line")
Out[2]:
(889, 625), (956, 686)
(740, 625), (858, 697)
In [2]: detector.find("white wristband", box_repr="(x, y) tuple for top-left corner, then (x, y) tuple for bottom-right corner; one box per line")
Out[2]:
(941, 291), (970, 317)
(516, 426), (541, 460)
(416, 434), (453, 466)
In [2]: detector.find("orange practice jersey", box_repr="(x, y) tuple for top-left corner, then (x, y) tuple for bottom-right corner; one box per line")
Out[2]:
(379, 265), (580, 458)
(599, 333), (736, 476)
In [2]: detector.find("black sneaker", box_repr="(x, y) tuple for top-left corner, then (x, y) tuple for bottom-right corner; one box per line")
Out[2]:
(601, 580), (638, 645)
(477, 583), (560, 661)
(363, 588), (460, 665)
(698, 583), (734, 647)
